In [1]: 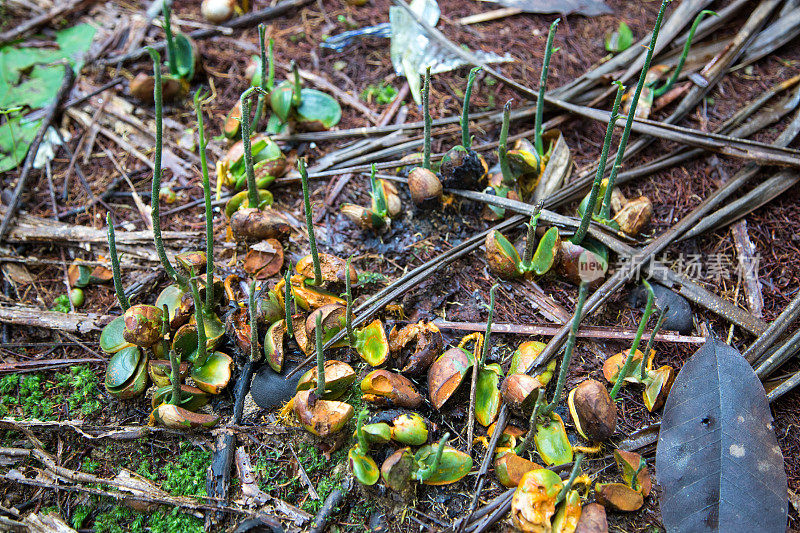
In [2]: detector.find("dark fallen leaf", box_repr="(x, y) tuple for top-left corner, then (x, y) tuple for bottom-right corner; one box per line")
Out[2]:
(656, 334), (787, 532)
(485, 0), (611, 16)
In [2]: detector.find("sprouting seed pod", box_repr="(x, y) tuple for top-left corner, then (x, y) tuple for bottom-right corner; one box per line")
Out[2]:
(130, 72), (187, 103)
(614, 449), (652, 496)
(223, 100), (242, 139)
(348, 445), (380, 486)
(594, 482), (644, 512)
(190, 351), (233, 394)
(511, 469), (564, 533)
(296, 253), (357, 287)
(105, 346), (147, 399)
(642, 364), (675, 412)
(296, 360), (356, 399)
(413, 442), (472, 485)
(485, 230), (523, 279)
(230, 207), (290, 242)
(340, 203), (389, 232)
(381, 447), (415, 492)
(147, 359), (189, 388)
(551, 489), (583, 533)
(568, 379), (617, 442)
(361, 370), (423, 409)
(292, 389), (354, 437)
(407, 167), (443, 209)
(613, 196), (653, 236)
(534, 412), (573, 466)
(122, 304), (164, 348)
(427, 347), (474, 410)
(224, 190), (274, 218)
(390, 413), (429, 446)
(495, 450), (542, 488)
(175, 251), (206, 278)
(151, 384), (208, 411)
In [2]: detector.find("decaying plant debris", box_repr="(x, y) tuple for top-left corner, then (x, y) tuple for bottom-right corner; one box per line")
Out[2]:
(2, 0), (800, 531)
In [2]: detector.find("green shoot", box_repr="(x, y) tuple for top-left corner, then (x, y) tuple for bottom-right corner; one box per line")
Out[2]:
(572, 81), (624, 245)
(299, 158), (322, 286)
(162, 0), (178, 77)
(369, 164), (386, 216)
(555, 453), (585, 505)
(545, 281), (589, 413)
(422, 66), (431, 171)
(480, 284), (498, 368)
(194, 90), (215, 314)
(291, 61), (302, 110)
(652, 10), (717, 97)
(314, 311), (325, 398)
(461, 67), (481, 150)
(147, 48), (183, 287)
(166, 304), (180, 406)
(249, 280), (259, 362)
(284, 267), (294, 336)
(534, 18), (560, 156)
(611, 280), (655, 400)
(600, 0), (669, 219)
(640, 303), (669, 381)
(498, 100), (513, 186)
(189, 274), (208, 368)
(521, 201), (545, 269)
(355, 408), (369, 455)
(252, 23), (268, 131)
(515, 389), (544, 455)
(106, 213), (130, 312)
(414, 432), (450, 482)
(240, 87), (259, 209)
(344, 257), (355, 345)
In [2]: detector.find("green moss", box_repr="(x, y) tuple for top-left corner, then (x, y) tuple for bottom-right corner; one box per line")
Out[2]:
(0, 365), (101, 420)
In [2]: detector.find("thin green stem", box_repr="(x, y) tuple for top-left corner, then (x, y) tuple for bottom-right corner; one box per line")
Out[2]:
(251, 24), (268, 131)
(461, 67), (481, 149)
(345, 257), (355, 345)
(291, 61), (302, 109)
(267, 38), (275, 92)
(370, 164), (386, 216)
(147, 48), (183, 287)
(498, 100), (513, 186)
(355, 408), (369, 454)
(545, 281), (589, 414)
(249, 280), (259, 362)
(572, 81), (624, 245)
(515, 388), (543, 455)
(299, 158), (322, 286)
(521, 201), (544, 268)
(415, 432), (450, 481)
(284, 267), (294, 336)
(555, 453), (585, 505)
(611, 280), (655, 400)
(314, 311), (325, 398)
(194, 90), (214, 313)
(652, 10), (717, 98)
(163, 1), (178, 76)
(534, 18), (559, 156)
(166, 304), (181, 406)
(480, 284), (498, 368)
(600, 0), (669, 219)
(106, 213), (130, 311)
(422, 67), (431, 170)
(640, 304), (669, 381)
(240, 88), (259, 209)
(189, 275), (208, 367)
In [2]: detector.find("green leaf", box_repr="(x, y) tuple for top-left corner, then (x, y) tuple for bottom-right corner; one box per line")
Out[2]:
(0, 113), (39, 172)
(0, 64), (65, 109)
(605, 21), (633, 53)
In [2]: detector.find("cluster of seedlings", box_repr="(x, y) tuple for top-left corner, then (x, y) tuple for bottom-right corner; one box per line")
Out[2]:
(98, 0), (711, 529)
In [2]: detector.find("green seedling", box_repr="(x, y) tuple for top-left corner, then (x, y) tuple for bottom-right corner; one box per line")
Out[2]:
(349, 409), (380, 485)
(341, 164), (398, 231)
(106, 213), (130, 311)
(439, 67), (486, 188)
(270, 61), (342, 131)
(292, 313), (354, 436)
(407, 67), (444, 209)
(485, 204), (561, 279)
(344, 257), (355, 345)
(284, 267), (294, 336)
(298, 158), (323, 286)
(469, 285), (503, 427)
(148, 48), (186, 288)
(610, 280), (654, 400)
(650, 10), (717, 98)
(194, 90), (215, 314)
(599, 0), (669, 220)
